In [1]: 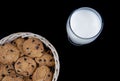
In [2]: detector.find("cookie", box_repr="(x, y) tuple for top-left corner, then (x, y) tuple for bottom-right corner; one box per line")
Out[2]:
(2, 75), (24, 81)
(32, 66), (50, 81)
(44, 71), (53, 81)
(35, 52), (55, 67)
(11, 37), (25, 56)
(0, 43), (20, 64)
(0, 64), (14, 80)
(15, 56), (36, 76)
(23, 38), (44, 58)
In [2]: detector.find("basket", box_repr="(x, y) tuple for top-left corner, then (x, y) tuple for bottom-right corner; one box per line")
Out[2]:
(0, 32), (60, 81)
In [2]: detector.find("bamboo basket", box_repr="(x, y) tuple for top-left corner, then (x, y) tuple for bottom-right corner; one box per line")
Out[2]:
(0, 32), (60, 81)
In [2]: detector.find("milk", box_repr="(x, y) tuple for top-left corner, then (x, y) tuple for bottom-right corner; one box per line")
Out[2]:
(66, 7), (103, 45)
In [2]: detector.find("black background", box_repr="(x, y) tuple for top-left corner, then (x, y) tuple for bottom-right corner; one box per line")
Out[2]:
(0, 0), (119, 80)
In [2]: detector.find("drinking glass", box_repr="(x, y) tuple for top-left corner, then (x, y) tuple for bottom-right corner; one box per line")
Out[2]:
(66, 7), (103, 45)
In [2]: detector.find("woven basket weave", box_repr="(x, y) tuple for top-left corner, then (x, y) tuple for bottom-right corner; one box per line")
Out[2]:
(0, 32), (60, 81)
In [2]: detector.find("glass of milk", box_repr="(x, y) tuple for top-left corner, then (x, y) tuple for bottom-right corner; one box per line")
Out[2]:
(66, 7), (103, 45)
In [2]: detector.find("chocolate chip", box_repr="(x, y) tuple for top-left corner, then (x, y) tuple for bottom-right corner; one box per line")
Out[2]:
(12, 62), (15, 66)
(32, 58), (35, 60)
(16, 75), (19, 77)
(35, 45), (39, 50)
(24, 58), (27, 61)
(10, 49), (14, 52)
(8, 70), (11, 73)
(29, 75), (32, 79)
(3, 56), (5, 59)
(26, 72), (29, 76)
(26, 48), (29, 50)
(48, 74), (50, 77)
(8, 72), (11, 73)
(2, 44), (5, 46)
(36, 63), (39, 67)
(28, 53), (31, 55)
(47, 50), (51, 54)
(39, 59), (42, 62)
(50, 59), (52, 62)
(24, 37), (28, 40)
(31, 65), (34, 68)
(32, 40), (35, 42)
(23, 55), (26, 57)
(17, 62), (21, 65)
(41, 51), (44, 53)
(6, 65), (8, 68)
(17, 70), (20, 72)
(12, 41), (16, 45)
(2, 74), (5, 77)
(44, 59), (46, 62)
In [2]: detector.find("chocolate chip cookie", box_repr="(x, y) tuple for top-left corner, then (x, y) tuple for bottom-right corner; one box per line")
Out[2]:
(35, 52), (55, 67)
(23, 38), (44, 58)
(12, 37), (25, 56)
(32, 65), (50, 81)
(15, 56), (36, 76)
(0, 43), (20, 64)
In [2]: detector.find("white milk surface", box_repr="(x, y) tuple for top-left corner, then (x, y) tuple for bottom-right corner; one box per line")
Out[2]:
(70, 8), (102, 38)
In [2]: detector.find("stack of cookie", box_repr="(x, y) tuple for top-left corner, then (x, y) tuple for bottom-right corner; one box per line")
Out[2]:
(0, 37), (55, 81)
